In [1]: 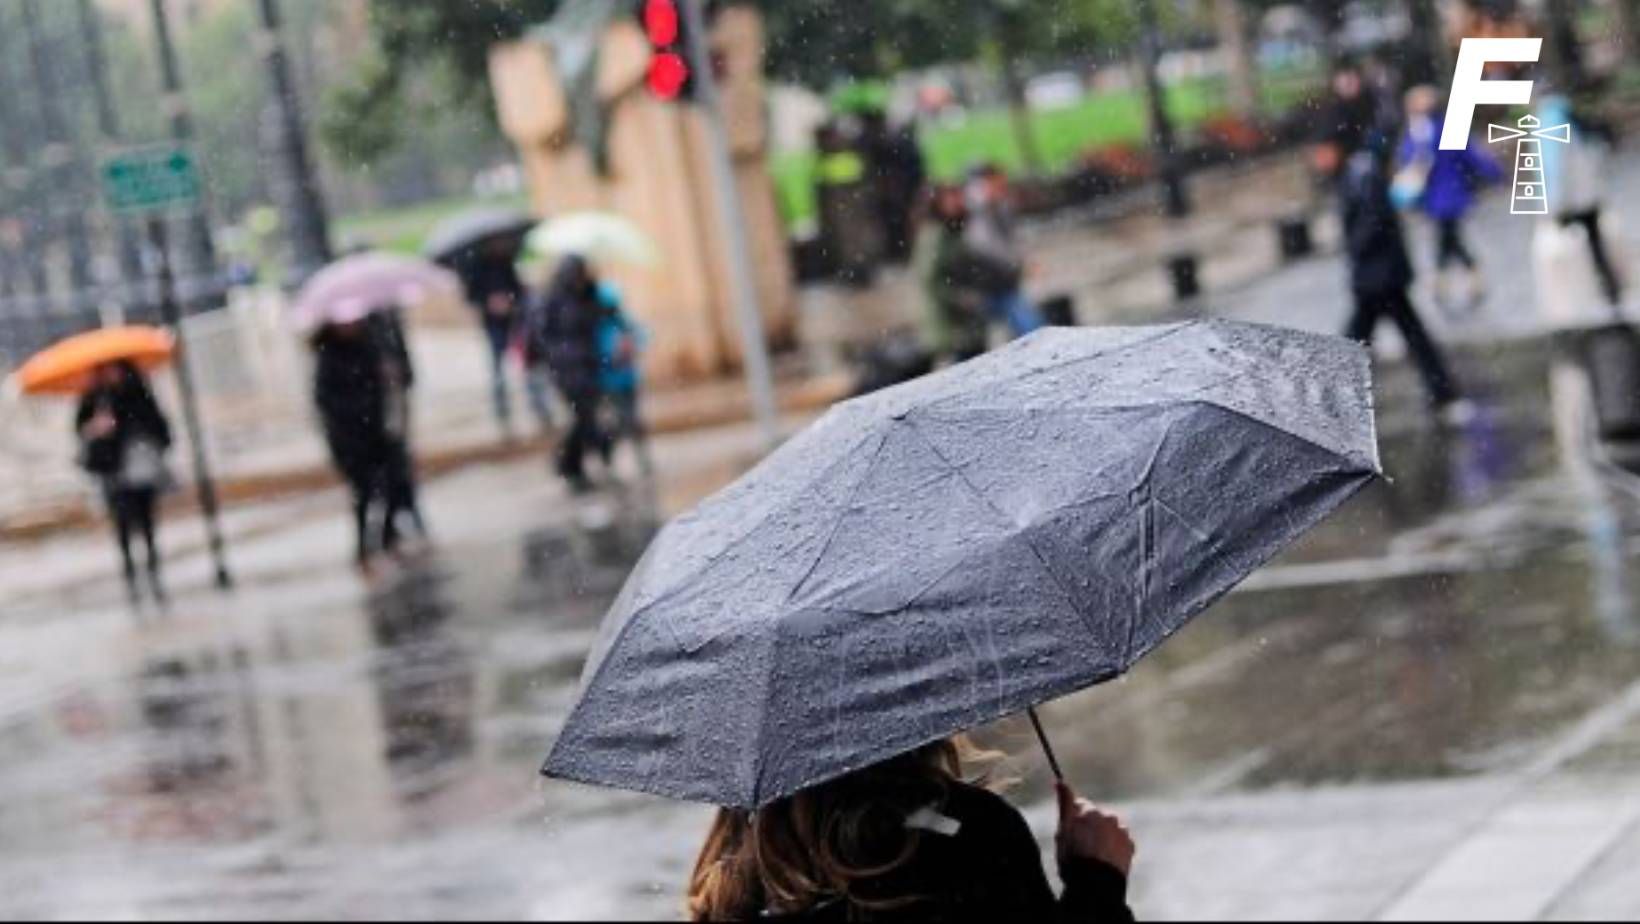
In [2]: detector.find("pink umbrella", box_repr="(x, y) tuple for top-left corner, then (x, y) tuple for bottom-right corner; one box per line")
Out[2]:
(291, 252), (461, 332)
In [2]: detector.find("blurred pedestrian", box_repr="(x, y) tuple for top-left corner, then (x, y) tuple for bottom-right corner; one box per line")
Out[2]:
(1315, 59), (1389, 178)
(816, 122), (884, 287)
(1396, 86), (1503, 312)
(917, 185), (1014, 364)
(861, 111), (928, 264)
(1339, 139), (1465, 413)
(528, 255), (612, 494)
(369, 308), (429, 543)
(452, 238), (535, 437)
(685, 739), (1135, 922)
(76, 361), (174, 602)
(312, 319), (402, 571)
(1542, 90), (1627, 308)
(964, 164), (1043, 338)
(594, 281), (654, 477)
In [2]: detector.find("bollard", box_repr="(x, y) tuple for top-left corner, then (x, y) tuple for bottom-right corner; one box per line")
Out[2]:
(1581, 324), (1640, 441)
(1168, 254), (1201, 302)
(1277, 216), (1314, 261)
(1039, 294), (1077, 327)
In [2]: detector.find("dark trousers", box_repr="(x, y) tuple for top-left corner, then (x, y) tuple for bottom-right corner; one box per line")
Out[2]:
(384, 440), (427, 539)
(483, 318), (515, 427)
(108, 487), (161, 590)
(1435, 218), (1476, 270)
(559, 388), (610, 484)
(1346, 288), (1462, 408)
(1559, 209), (1625, 308)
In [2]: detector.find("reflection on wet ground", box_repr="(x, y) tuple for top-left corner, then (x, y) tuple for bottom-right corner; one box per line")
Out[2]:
(3, 342), (1640, 919)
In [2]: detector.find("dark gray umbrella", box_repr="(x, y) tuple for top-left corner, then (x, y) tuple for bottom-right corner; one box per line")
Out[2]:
(545, 321), (1381, 808)
(422, 207), (535, 265)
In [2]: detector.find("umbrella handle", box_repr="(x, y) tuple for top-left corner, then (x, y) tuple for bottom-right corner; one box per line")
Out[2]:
(1028, 707), (1065, 782)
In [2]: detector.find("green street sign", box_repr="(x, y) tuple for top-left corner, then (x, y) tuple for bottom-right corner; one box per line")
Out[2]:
(100, 146), (202, 214)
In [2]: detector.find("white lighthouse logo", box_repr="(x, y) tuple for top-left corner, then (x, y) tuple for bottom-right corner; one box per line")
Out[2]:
(1440, 37), (1577, 217)
(1487, 115), (1572, 215)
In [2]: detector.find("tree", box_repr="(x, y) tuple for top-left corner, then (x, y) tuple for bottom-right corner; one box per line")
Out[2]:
(319, 0), (559, 165)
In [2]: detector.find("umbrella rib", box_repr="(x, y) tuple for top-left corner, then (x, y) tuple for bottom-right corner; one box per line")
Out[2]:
(781, 427), (895, 607)
(921, 323), (1198, 411)
(903, 417), (1100, 639)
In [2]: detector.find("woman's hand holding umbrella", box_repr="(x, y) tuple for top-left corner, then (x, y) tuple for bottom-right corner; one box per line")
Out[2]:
(1057, 783), (1136, 877)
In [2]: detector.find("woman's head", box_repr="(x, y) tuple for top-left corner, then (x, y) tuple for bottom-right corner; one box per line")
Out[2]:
(687, 739), (991, 921)
(553, 255), (596, 296)
(930, 185), (968, 232)
(1404, 85), (1440, 118)
(93, 360), (143, 390)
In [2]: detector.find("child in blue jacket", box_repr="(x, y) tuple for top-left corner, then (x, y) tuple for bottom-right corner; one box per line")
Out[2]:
(595, 282), (654, 475)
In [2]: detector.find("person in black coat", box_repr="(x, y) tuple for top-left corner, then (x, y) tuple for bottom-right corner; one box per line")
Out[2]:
(528, 255), (612, 493)
(76, 361), (174, 601)
(687, 740), (1135, 923)
(1339, 140), (1463, 411)
(453, 240), (529, 434)
(312, 319), (402, 569)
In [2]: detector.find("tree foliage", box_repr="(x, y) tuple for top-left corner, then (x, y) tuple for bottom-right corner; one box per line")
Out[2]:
(320, 0), (559, 165)
(320, 0), (1187, 161)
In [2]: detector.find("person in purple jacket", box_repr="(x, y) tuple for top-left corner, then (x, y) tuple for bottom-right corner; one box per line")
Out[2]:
(1397, 86), (1504, 312)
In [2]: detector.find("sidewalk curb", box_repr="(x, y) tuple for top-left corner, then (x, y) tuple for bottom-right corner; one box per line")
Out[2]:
(0, 373), (853, 545)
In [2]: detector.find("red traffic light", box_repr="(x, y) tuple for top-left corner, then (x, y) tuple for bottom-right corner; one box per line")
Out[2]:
(648, 52), (690, 101)
(645, 0), (680, 47)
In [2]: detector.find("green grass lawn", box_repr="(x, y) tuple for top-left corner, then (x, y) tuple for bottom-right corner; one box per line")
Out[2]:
(774, 68), (1323, 229)
(336, 68), (1324, 249)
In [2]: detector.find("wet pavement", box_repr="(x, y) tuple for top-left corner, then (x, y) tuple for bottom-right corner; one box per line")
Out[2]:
(6, 343), (1640, 916)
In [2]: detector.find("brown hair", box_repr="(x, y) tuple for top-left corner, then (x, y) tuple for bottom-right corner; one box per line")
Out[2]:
(687, 739), (999, 921)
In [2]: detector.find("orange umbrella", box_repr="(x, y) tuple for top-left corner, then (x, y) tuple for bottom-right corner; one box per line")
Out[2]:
(13, 326), (176, 397)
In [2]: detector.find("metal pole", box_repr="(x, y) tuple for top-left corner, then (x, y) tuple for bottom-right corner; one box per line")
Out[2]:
(1137, 0), (1191, 218)
(0, 2), (50, 308)
(21, 0), (98, 316)
(148, 218), (233, 590)
(255, 0), (333, 287)
(77, 0), (148, 317)
(678, 0), (781, 449)
(148, 0), (219, 311)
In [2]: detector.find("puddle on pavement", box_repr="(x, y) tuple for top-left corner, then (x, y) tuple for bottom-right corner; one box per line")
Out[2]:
(3, 342), (1640, 918)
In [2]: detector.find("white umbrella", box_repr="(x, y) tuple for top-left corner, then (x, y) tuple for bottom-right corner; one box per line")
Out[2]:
(527, 212), (659, 267)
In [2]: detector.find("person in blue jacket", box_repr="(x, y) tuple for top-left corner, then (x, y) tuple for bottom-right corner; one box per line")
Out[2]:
(594, 280), (655, 477)
(1397, 86), (1503, 310)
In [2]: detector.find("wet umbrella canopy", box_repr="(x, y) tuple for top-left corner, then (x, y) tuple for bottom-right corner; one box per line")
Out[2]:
(423, 207), (536, 265)
(546, 321), (1382, 808)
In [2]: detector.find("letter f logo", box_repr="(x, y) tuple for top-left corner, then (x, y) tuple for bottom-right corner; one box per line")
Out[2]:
(1440, 38), (1542, 150)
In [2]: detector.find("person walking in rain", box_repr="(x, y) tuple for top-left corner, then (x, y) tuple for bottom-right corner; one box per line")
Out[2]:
(370, 307), (429, 543)
(311, 318), (404, 571)
(1542, 89), (1627, 309)
(1396, 85), (1503, 313)
(1340, 136), (1465, 414)
(917, 185), (1016, 365)
(76, 361), (174, 602)
(529, 255), (612, 494)
(686, 738), (1136, 922)
(594, 281), (654, 477)
(453, 238), (534, 437)
(964, 164), (1043, 338)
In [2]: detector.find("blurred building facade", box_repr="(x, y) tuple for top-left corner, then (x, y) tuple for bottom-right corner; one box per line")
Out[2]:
(489, 6), (797, 385)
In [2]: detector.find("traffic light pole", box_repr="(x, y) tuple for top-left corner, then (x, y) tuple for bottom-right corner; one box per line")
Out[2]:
(677, 0), (782, 451)
(148, 218), (233, 590)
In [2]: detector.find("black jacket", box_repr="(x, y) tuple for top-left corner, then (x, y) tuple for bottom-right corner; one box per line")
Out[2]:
(528, 257), (607, 397)
(312, 330), (393, 485)
(1340, 151), (1415, 297)
(771, 783), (1134, 923)
(454, 255), (525, 330)
(75, 373), (173, 479)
